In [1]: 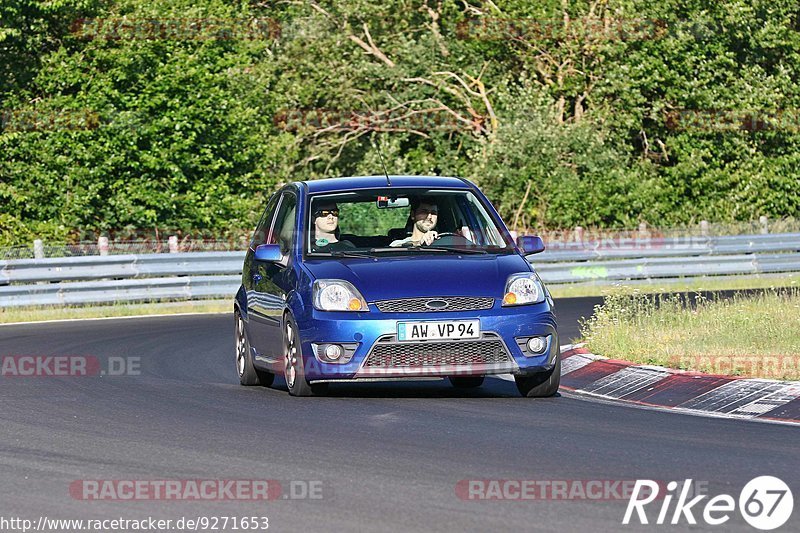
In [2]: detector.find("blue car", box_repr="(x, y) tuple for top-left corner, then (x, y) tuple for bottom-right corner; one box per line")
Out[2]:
(234, 176), (559, 397)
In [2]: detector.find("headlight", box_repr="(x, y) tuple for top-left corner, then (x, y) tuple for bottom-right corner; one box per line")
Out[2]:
(313, 280), (369, 312)
(502, 273), (545, 306)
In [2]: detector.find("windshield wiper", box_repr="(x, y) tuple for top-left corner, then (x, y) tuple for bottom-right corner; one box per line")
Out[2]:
(313, 249), (408, 258)
(402, 246), (487, 255)
(353, 246), (487, 255)
(324, 247), (490, 257)
(327, 250), (379, 258)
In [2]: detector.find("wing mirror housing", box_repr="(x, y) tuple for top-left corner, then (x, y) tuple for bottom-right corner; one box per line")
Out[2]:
(254, 243), (283, 262)
(516, 235), (545, 255)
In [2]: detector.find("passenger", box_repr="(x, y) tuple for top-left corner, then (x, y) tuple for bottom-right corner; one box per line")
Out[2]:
(390, 197), (439, 247)
(310, 201), (355, 252)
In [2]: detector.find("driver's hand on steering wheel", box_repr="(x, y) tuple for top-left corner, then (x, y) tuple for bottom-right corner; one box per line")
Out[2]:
(421, 231), (438, 246)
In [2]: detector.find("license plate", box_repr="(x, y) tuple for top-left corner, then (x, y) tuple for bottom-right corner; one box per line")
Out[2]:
(397, 320), (480, 341)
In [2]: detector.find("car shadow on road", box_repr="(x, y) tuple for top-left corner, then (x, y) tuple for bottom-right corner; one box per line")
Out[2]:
(270, 375), (562, 399)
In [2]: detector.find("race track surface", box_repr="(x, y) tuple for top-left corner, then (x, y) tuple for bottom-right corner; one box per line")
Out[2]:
(0, 298), (797, 532)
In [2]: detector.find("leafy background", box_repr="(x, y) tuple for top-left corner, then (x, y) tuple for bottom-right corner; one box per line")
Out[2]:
(1, 0), (799, 245)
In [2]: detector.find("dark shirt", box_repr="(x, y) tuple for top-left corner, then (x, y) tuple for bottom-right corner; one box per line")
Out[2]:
(311, 238), (356, 253)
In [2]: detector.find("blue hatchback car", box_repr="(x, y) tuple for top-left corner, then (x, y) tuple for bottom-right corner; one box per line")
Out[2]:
(234, 176), (559, 397)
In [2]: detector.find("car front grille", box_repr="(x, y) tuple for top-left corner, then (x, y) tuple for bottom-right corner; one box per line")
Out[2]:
(374, 296), (495, 313)
(363, 334), (511, 368)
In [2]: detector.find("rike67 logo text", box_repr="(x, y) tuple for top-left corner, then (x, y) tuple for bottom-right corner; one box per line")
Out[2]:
(624, 477), (793, 530)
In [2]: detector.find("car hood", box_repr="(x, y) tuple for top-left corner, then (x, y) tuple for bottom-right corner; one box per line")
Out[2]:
(303, 254), (532, 301)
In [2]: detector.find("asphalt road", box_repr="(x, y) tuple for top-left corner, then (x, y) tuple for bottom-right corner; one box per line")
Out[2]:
(0, 298), (797, 532)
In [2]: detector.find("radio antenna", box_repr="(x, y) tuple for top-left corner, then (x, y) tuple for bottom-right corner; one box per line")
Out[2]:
(370, 133), (392, 187)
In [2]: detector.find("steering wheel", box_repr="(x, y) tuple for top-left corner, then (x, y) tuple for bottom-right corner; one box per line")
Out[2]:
(431, 232), (473, 246)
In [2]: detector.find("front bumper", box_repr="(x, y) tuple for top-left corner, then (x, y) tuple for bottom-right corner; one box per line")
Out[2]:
(297, 301), (558, 382)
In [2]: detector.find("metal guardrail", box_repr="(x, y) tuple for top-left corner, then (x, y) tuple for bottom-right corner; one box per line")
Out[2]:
(0, 252), (243, 284)
(0, 276), (241, 307)
(536, 233), (800, 261)
(533, 233), (800, 284)
(1, 233), (799, 307)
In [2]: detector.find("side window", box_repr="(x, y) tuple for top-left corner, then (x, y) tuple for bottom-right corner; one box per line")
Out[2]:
(269, 193), (297, 255)
(250, 193), (281, 249)
(465, 194), (505, 246)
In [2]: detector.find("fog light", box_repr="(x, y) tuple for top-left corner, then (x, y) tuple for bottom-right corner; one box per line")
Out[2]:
(527, 337), (547, 354)
(324, 344), (343, 361)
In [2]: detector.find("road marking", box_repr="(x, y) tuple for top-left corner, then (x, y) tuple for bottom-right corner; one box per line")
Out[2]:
(579, 366), (670, 398)
(677, 379), (787, 413)
(562, 389), (800, 427)
(727, 383), (800, 416)
(561, 354), (596, 376)
(561, 352), (800, 425)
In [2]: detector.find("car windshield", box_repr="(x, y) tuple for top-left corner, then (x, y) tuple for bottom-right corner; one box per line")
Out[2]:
(306, 188), (514, 257)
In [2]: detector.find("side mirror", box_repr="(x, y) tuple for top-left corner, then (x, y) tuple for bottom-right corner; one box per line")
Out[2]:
(254, 243), (283, 262)
(516, 235), (545, 255)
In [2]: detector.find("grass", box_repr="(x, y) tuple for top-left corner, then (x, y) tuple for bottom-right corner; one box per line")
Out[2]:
(547, 273), (799, 298)
(0, 300), (230, 324)
(580, 287), (800, 380)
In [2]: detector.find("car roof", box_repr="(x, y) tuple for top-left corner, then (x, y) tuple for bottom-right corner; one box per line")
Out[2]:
(300, 175), (473, 194)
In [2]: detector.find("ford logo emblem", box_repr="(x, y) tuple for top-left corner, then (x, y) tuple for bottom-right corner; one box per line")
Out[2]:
(425, 299), (449, 310)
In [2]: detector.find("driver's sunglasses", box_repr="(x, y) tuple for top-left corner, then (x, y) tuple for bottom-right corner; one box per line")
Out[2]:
(315, 209), (339, 218)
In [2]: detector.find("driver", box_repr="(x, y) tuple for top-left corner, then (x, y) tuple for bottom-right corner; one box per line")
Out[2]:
(311, 201), (355, 252)
(390, 197), (439, 247)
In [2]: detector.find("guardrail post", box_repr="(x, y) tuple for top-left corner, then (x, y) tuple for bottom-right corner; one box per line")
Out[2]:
(573, 226), (584, 244)
(98, 236), (109, 256)
(33, 239), (44, 259)
(700, 220), (709, 237)
(759, 215), (769, 234)
(638, 222), (650, 241)
(168, 235), (179, 253)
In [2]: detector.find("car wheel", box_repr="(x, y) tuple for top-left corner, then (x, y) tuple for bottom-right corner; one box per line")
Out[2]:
(235, 310), (273, 386)
(284, 315), (328, 397)
(514, 353), (561, 398)
(448, 376), (485, 388)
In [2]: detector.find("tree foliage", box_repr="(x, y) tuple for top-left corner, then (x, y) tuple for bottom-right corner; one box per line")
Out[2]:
(1, 0), (799, 245)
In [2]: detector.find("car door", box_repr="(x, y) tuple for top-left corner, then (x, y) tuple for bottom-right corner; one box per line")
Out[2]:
(244, 192), (280, 354)
(248, 191), (298, 364)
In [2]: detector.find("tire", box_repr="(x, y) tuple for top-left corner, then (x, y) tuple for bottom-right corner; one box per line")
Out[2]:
(254, 367), (275, 387)
(235, 310), (271, 386)
(514, 353), (561, 398)
(448, 376), (485, 388)
(284, 315), (328, 397)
